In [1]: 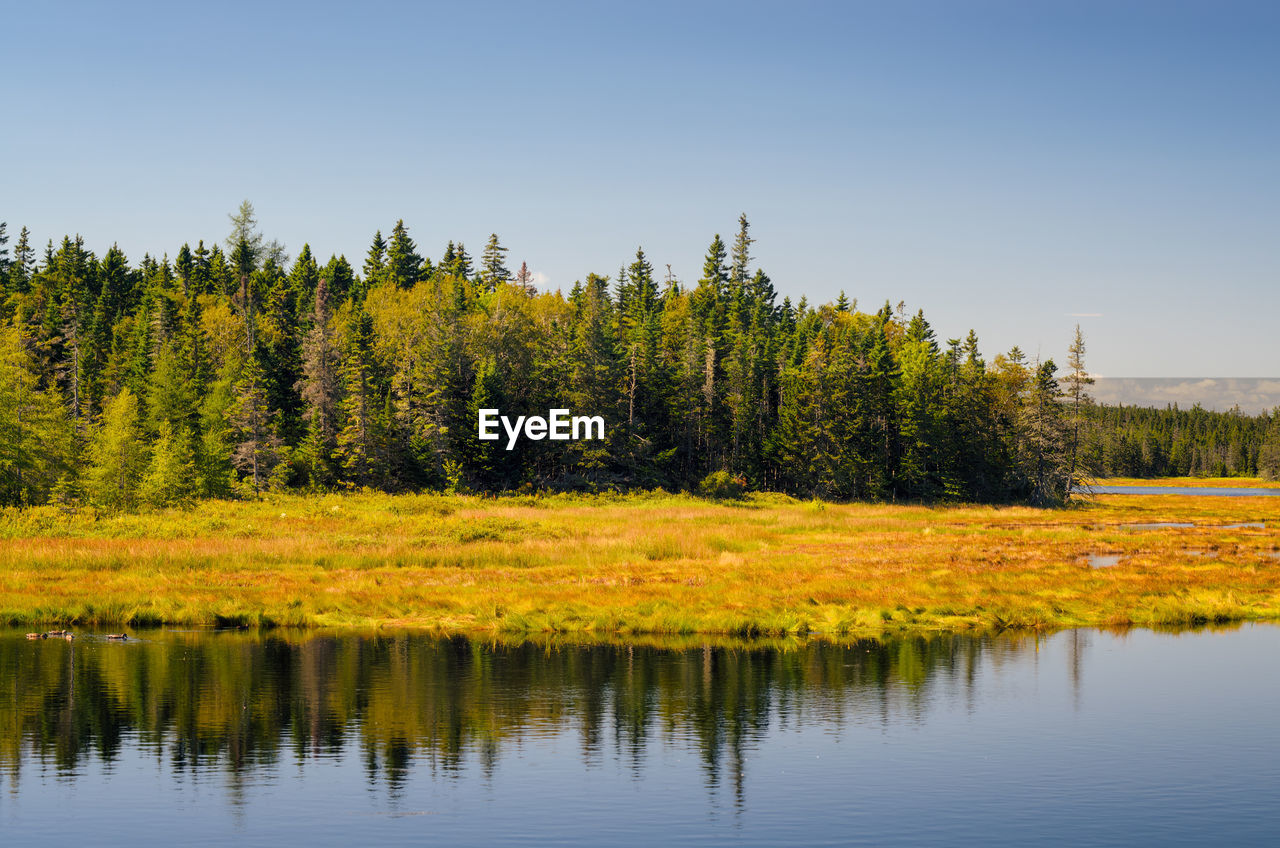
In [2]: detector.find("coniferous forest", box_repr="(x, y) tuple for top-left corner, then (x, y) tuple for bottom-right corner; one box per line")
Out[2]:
(1, 207), (1276, 510)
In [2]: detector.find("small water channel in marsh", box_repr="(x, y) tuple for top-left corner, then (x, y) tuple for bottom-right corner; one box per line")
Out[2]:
(3, 626), (1280, 846)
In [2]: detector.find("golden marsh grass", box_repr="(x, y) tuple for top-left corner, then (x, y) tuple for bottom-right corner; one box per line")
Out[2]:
(1, 481), (1277, 635)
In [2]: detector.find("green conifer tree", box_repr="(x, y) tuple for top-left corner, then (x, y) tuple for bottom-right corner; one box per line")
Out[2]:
(386, 220), (425, 289)
(479, 233), (510, 292)
(86, 387), (147, 510)
(140, 420), (197, 506)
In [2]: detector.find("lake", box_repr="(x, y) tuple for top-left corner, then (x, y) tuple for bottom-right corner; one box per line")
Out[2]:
(1090, 484), (1280, 496)
(3, 627), (1279, 846)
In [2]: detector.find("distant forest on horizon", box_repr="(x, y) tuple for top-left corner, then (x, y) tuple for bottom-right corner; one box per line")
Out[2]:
(1, 205), (1277, 510)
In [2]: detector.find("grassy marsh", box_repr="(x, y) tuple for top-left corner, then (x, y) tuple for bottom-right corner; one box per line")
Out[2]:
(2, 482), (1277, 635)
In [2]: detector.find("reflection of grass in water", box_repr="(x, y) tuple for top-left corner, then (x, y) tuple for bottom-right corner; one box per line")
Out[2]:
(0, 485), (1278, 634)
(4, 623), (1260, 788)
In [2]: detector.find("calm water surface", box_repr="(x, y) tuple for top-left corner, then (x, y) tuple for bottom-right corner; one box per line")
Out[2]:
(1091, 484), (1280, 496)
(3, 627), (1279, 846)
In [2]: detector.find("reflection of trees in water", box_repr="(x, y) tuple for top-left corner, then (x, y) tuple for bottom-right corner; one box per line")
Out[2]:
(0, 630), (1047, 796)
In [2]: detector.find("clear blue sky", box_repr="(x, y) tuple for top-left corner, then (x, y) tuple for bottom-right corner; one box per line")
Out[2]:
(3, 0), (1277, 377)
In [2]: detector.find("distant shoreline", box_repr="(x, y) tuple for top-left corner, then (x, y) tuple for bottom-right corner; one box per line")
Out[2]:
(1091, 378), (1280, 415)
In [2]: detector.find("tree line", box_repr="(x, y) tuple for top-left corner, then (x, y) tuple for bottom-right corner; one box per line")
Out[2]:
(4, 206), (1265, 510)
(1081, 402), (1279, 480)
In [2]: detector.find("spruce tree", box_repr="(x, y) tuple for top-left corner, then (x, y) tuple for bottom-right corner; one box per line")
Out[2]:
(1020, 359), (1068, 505)
(479, 233), (510, 292)
(464, 357), (504, 489)
(323, 254), (356, 304)
(730, 213), (753, 288)
(192, 240), (212, 294)
(175, 243), (194, 296)
(362, 230), (387, 294)
(8, 226), (33, 300)
(335, 302), (384, 486)
(452, 242), (473, 281)
(386, 220), (425, 289)
(1062, 324), (1094, 499)
(290, 243), (320, 320)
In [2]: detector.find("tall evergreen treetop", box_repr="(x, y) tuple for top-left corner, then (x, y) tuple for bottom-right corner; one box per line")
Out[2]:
(386, 220), (426, 289)
(363, 229), (387, 290)
(699, 234), (728, 297)
(480, 233), (510, 292)
(0, 222), (9, 289)
(730, 213), (753, 287)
